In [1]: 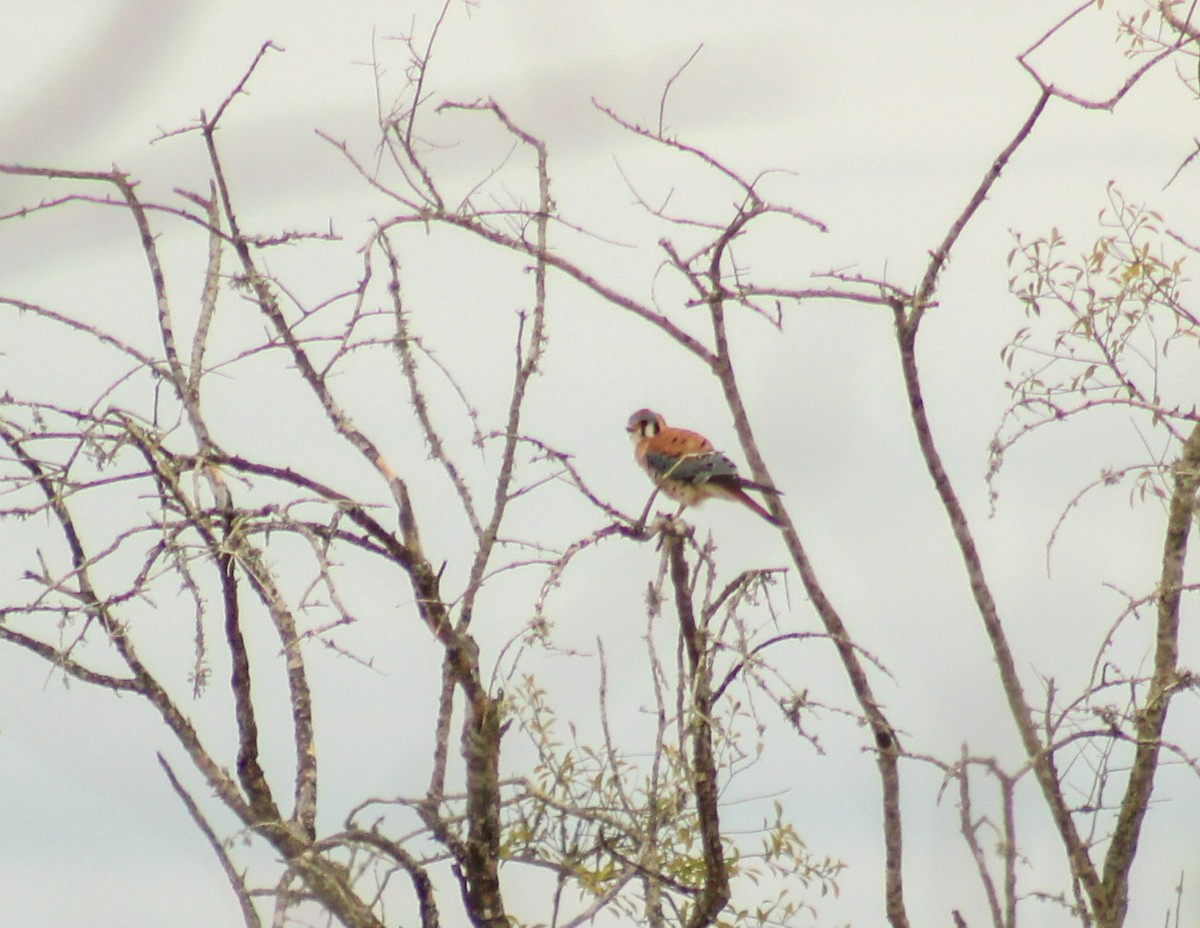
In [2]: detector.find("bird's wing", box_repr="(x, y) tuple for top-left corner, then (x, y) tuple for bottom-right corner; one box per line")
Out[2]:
(731, 475), (783, 495)
(644, 449), (740, 485)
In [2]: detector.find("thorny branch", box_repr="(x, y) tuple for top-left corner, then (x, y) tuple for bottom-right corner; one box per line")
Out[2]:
(664, 531), (730, 927)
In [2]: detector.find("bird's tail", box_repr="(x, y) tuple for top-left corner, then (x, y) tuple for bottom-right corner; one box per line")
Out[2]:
(732, 488), (781, 526)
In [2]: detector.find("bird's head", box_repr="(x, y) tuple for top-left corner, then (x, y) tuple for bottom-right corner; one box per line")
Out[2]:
(626, 409), (664, 442)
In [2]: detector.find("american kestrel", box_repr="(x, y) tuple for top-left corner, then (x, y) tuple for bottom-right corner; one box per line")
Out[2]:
(626, 408), (781, 526)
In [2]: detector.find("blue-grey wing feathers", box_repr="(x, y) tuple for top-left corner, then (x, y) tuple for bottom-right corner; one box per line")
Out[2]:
(645, 450), (780, 494)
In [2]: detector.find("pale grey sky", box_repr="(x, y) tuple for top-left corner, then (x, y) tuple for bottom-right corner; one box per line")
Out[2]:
(2, 2), (1199, 926)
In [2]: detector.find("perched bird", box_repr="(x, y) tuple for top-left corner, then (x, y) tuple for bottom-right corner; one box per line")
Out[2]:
(626, 408), (781, 526)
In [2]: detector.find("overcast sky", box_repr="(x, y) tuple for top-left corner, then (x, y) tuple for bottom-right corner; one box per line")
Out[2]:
(3, 2), (1199, 927)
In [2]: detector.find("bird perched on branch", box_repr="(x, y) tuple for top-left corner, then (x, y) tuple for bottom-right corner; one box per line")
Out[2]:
(626, 408), (782, 526)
